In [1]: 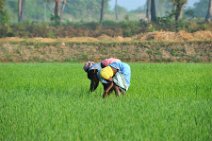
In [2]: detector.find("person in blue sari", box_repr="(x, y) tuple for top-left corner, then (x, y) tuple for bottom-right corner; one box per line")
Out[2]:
(99, 61), (131, 98)
(83, 58), (121, 93)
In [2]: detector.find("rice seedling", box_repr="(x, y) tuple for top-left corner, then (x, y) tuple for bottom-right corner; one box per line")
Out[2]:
(0, 63), (211, 141)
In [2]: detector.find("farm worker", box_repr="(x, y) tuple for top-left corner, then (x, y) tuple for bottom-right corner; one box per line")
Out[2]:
(99, 61), (131, 98)
(83, 61), (101, 92)
(83, 58), (121, 92)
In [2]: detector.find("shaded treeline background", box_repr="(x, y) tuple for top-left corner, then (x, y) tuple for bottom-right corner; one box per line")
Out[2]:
(0, 0), (212, 37)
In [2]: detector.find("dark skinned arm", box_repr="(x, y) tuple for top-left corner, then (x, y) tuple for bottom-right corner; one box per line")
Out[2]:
(90, 79), (99, 92)
(88, 69), (99, 92)
(114, 85), (121, 96)
(103, 78), (113, 98)
(102, 68), (119, 98)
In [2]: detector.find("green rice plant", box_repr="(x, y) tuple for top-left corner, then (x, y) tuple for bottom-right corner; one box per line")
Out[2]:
(0, 63), (211, 141)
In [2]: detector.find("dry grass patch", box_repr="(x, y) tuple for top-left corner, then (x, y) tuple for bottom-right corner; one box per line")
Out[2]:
(138, 31), (212, 42)
(0, 31), (211, 44)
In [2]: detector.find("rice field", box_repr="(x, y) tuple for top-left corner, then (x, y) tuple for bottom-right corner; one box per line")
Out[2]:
(0, 63), (212, 141)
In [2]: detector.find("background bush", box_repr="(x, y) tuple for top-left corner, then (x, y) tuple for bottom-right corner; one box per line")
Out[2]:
(0, 20), (211, 38)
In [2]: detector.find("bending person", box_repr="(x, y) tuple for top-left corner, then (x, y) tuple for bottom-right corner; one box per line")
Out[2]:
(83, 61), (101, 92)
(100, 61), (131, 98)
(83, 58), (121, 92)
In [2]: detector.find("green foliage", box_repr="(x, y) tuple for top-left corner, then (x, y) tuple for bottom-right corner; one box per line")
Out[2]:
(185, 8), (195, 18)
(64, 0), (110, 21)
(0, 24), (13, 37)
(0, 19), (212, 37)
(50, 15), (61, 25)
(120, 21), (140, 36)
(171, 0), (188, 31)
(0, 10), (9, 24)
(171, 0), (187, 5)
(0, 0), (4, 10)
(4, 0), (111, 22)
(185, 0), (209, 18)
(5, 0), (50, 22)
(0, 63), (212, 140)
(25, 0), (48, 21)
(155, 15), (175, 30)
(0, 0), (9, 24)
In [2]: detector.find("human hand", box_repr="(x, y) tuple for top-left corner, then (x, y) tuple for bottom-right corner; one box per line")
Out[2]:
(103, 91), (108, 98)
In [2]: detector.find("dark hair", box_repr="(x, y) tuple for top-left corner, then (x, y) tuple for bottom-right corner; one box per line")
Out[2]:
(87, 69), (97, 80)
(87, 69), (99, 92)
(101, 63), (106, 68)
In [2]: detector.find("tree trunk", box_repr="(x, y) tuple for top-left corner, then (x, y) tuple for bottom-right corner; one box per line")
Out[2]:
(61, 0), (66, 17)
(18, 0), (24, 22)
(175, 3), (183, 31)
(44, 2), (47, 21)
(150, 0), (157, 22)
(206, 0), (212, 22)
(175, 3), (181, 22)
(100, 0), (104, 23)
(146, 0), (151, 22)
(54, 0), (60, 17)
(115, 0), (118, 20)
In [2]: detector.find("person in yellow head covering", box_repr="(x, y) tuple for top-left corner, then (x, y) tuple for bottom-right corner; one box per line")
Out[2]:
(100, 66), (114, 80)
(100, 66), (122, 98)
(99, 61), (131, 98)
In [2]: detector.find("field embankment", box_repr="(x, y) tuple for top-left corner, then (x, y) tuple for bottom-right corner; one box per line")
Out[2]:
(0, 31), (211, 62)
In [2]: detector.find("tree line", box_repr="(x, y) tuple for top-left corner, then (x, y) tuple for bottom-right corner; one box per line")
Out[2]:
(0, 0), (211, 23)
(0, 0), (211, 37)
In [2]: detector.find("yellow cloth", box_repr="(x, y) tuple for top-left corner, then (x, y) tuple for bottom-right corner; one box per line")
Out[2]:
(100, 66), (114, 80)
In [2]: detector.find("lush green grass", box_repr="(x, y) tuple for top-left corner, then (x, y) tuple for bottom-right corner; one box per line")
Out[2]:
(0, 63), (212, 141)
